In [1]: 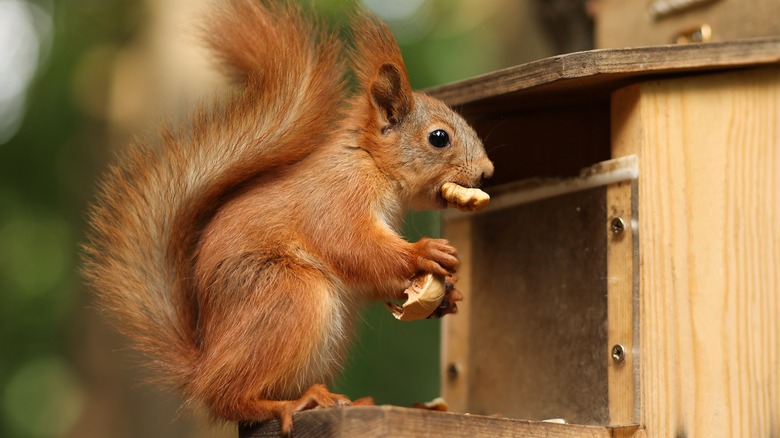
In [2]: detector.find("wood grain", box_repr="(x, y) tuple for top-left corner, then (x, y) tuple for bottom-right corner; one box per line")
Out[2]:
(239, 406), (641, 438)
(606, 179), (639, 425)
(426, 38), (780, 111)
(612, 66), (780, 437)
(464, 187), (610, 424)
(440, 217), (472, 414)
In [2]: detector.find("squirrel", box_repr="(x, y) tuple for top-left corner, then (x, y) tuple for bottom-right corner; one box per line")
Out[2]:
(83, 0), (493, 434)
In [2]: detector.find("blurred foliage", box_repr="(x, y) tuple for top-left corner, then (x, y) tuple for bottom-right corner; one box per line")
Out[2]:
(0, 0), (562, 436)
(0, 0), (141, 436)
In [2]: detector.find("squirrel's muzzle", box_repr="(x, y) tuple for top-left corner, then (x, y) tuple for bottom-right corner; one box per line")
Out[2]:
(479, 157), (495, 183)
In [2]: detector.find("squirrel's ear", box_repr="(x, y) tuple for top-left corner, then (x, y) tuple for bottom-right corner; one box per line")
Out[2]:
(370, 63), (413, 128)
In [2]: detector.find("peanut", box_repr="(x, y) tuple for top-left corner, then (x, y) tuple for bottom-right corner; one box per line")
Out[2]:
(441, 182), (490, 212)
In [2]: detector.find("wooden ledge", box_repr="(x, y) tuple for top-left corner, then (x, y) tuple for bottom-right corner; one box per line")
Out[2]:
(239, 406), (642, 437)
(426, 37), (780, 114)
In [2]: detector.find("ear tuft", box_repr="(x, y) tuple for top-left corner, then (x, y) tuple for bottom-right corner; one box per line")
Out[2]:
(370, 63), (412, 127)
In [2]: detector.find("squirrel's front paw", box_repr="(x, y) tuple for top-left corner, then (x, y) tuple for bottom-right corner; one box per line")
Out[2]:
(411, 237), (459, 276)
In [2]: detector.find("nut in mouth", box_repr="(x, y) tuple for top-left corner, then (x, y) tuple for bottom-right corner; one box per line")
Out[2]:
(440, 182), (490, 212)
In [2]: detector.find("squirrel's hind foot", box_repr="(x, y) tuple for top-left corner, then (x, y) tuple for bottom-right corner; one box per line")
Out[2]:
(245, 384), (374, 436)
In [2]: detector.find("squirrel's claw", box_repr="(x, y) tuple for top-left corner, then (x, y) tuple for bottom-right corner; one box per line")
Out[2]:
(412, 237), (459, 277)
(269, 384), (372, 436)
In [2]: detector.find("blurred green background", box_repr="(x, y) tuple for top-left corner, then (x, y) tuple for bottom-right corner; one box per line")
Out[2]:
(0, 0), (589, 436)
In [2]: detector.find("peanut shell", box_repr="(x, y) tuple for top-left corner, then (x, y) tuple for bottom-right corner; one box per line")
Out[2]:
(385, 273), (446, 321)
(441, 182), (490, 212)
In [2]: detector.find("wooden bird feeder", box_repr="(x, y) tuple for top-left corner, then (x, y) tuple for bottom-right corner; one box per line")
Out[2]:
(242, 37), (780, 438)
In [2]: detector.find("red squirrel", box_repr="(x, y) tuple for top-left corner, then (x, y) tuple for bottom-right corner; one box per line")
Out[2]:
(84, 0), (493, 434)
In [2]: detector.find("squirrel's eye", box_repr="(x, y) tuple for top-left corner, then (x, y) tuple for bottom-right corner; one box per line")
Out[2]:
(428, 129), (450, 148)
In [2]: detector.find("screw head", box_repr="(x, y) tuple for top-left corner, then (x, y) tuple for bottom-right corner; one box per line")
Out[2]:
(446, 363), (460, 382)
(610, 217), (626, 235)
(611, 344), (626, 362)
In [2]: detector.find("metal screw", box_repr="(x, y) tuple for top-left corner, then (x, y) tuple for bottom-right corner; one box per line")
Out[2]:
(447, 363), (460, 382)
(611, 344), (626, 363)
(610, 217), (626, 235)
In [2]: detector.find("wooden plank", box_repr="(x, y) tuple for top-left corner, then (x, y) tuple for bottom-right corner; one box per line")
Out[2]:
(611, 66), (780, 436)
(239, 406), (642, 438)
(446, 155), (639, 218)
(606, 179), (639, 425)
(440, 217), (472, 414)
(608, 90), (645, 427)
(465, 187), (609, 424)
(426, 38), (780, 113)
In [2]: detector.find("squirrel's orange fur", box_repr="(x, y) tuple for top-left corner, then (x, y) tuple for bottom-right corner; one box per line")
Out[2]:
(83, 0), (493, 433)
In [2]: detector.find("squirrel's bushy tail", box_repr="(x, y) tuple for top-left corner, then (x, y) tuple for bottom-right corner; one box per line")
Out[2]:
(83, 0), (346, 397)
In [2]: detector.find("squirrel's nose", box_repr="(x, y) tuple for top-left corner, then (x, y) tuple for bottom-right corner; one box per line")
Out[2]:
(480, 158), (494, 181)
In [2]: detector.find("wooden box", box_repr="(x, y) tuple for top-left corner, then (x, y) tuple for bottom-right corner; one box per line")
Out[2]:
(595, 0), (780, 48)
(243, 39), (780, 437)
(431, 38), (780, 437)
